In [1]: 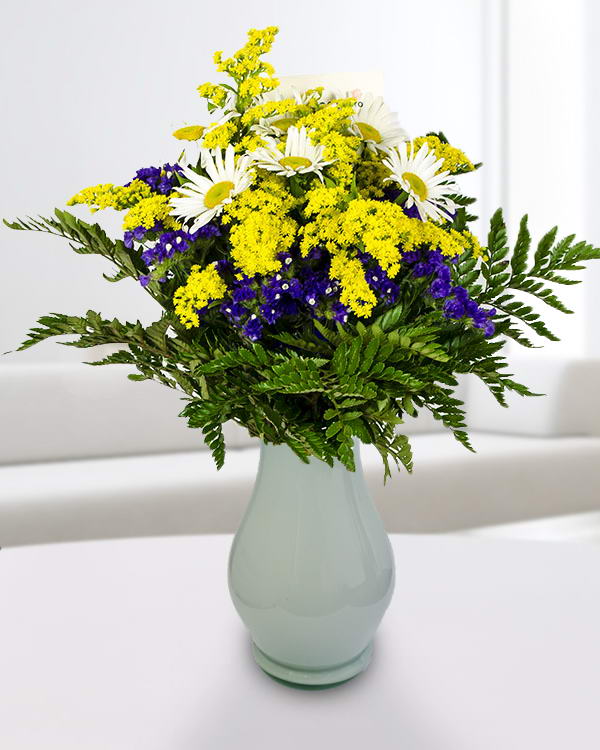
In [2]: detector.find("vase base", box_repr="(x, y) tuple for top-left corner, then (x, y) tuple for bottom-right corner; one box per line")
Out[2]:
(251, 642), (373, 688)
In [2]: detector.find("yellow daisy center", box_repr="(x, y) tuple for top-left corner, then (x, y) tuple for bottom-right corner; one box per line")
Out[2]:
(402, 172), (428, 202)
(356, 122), (382, 143)
(172, 125), (205, 141)
(204, 180), (234, 209)
(271, 117), (296, 133)
(279, 156), (312, 171)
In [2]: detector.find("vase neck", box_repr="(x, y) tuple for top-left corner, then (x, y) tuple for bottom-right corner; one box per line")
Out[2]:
(258, 440), (363, 480)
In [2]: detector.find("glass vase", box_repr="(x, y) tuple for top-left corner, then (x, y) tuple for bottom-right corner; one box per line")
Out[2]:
(228, 441), (395, 687)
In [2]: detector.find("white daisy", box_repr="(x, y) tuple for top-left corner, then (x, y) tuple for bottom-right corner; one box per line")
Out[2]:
(170, 145), (254, 231)
(350, 93), (408, 153)
(252, 113), (299, 139)
(383, 142), (458, 222)
(251, 126), (331, 180)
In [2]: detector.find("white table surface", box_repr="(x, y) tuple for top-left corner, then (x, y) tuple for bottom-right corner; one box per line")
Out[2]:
(1, 533), (599, 750)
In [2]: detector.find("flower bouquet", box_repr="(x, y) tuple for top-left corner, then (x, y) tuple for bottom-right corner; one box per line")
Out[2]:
(6, 26), (600, 686)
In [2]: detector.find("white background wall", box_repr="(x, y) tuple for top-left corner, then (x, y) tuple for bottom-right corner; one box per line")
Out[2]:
(0, 0), (486, 365)
(505, 0), (587, 355)
(0, 0), (594, 367)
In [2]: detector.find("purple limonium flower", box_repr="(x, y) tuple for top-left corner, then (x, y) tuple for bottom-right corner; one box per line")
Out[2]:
(262, 278), (285, 305)
(402, 250), (420, 265)
(277, 252), (294, 268)
(429, 277), (452, 299)
(214, 258), (232, 274)
(282, 277), (303, 299)
(413, 261), (435, 278)
(220, 301), (247, 322)
(443, 297), (465, 319)
(260, 303), (283, 325)
(141, 247), (157, 265)
(139, 274), (151, 287)
(191, 222), (222, 239)
(133, 166), (162, 191)
(302, 272), (330, 307)
(124, 224), (150, 249)
(242, 315), (263, 341)
(331, 301), (349, 324)
(131, 164), (182, 194)
(381, 279), (400, 303)
(232, 281), (256, 303)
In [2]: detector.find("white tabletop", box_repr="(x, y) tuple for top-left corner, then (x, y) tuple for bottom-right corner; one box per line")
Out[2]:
(1, 534), (599, 750)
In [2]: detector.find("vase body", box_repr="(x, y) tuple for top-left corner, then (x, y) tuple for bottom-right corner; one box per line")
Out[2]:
(228, 441), (395, 687)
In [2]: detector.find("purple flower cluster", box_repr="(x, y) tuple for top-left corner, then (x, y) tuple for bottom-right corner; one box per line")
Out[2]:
(214, 250), (350, 341)
(131, 163), (182, 195)
(443, 287), (496, 337)
(403, 249), (496, 337)
(135, 223), (222, 286)
(358, 253), (400, 305)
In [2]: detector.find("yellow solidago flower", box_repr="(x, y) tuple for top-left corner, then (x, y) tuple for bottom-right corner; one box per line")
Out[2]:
(123, 194), (181, 231)
(412, 135), (475, 174)
(173, 264), (227, 329)
(330, 253), (377, 318)
(222, 173), (299, 276)
(304, 184), (347, 218)
(238, 75), (280, 100)
(319, 132), (361, 187)
(242, 98), (308, 124)
(213, 26), (279, 81)
(67, 179), (152, 212)
(356, 153), (391, 199)
(234, 133), (266, 154)
(228, 211), (297, 276)
(197, 83), (230, 108)
(202, 121), (238, 150)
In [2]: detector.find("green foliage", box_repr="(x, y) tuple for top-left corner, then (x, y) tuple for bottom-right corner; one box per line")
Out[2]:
(461, 209), (600, 346)
(6, 207), (600, 475)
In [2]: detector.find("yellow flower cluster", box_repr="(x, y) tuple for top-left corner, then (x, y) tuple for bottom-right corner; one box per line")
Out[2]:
(303, 184), (347, 218)
(355, 154), (391, 198)
(296, 98), (355, 137)
(238, 75), (279, 100)
(234, 133), (266, 154)
(67, 180), (152, 212)
(300, 198), (474, 314)
(241, 99), (306, 127)
(412, 135), (474, 174)
(212, 26), (279, 81)
(123, 195), (181, 231)
(197, 83), (229, 108)
(68, 177), (180, 233)
(229, 212), (297, 276)
(222, 175), (299, 276)
(330, 254), (378, 318)
(202, 121), (238, 149)
(173, 264), (227, 329)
